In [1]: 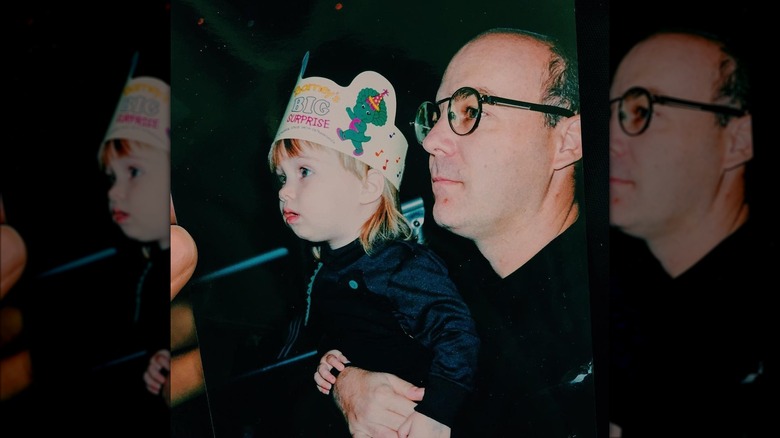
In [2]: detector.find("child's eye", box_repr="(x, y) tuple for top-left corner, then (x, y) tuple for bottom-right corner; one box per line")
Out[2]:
(276, 173), (287, 185)
(129, 166), (142, 178)
(299, 167), (311, 178)
(106, 172), (117, 185)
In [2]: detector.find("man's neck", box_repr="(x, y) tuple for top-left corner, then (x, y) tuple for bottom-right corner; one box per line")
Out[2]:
(476, 202), (579, 279)
(646, 203), (749, 278)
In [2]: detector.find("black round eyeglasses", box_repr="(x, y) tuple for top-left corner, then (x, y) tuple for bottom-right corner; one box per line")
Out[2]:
(610, 86), (747, 136)
(411, 86), (575, 145)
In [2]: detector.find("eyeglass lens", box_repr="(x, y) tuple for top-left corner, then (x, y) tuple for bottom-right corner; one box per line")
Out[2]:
(449, 88), (480, 135)
(414, 102), (438, 145)
(414, 88), (482, 144)
(617, 88), (651, 135)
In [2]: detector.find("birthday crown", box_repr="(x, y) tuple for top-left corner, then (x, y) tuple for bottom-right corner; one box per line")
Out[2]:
(272, 53), (408, 190)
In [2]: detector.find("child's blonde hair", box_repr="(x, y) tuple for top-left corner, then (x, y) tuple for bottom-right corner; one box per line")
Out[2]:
(269, 138), (413, 258)
(98, 138), (166, 171)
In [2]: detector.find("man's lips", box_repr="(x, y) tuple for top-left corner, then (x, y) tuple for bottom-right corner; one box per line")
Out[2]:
(610, 176), (633, 185)
(431, 176), (460, 184)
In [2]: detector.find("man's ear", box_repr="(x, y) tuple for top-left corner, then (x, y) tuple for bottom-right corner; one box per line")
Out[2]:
(723, 114), (753, 170)
(553, 114), (582, 170)
(360, 168), (385, 204)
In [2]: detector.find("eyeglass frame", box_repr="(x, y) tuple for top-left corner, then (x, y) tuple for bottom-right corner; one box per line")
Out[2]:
(411, 86), (575, 145)
(610, 86), (747, 136)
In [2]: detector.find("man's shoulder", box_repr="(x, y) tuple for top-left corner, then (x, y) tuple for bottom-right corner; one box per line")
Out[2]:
(694, 218), (776, 275)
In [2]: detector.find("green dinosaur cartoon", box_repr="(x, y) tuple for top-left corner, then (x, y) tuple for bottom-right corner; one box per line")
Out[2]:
(337, 88), (389, 156)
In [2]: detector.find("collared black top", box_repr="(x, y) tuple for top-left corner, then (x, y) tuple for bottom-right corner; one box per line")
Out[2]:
(610, 219), (774, 437)
(451, 217), (597, 438)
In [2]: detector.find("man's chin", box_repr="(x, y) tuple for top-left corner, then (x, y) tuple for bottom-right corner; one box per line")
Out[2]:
(432, 207), (467, 235)
(431, 207), (453, 230)
(609, 218), (644, 240)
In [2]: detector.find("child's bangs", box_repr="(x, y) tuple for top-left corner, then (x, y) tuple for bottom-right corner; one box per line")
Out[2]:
(98, 139), (132, 170)
(269, 139), (339, 169)
(270, 138), (303, 171)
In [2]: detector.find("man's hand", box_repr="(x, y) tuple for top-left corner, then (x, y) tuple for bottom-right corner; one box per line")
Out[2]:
(332, 366), (425, 438)
(398, 411), (451, 438)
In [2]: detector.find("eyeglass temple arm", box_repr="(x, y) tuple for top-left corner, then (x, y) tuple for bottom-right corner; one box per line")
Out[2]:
(654, 95), (746, 117)
(486, 95), (575, 117)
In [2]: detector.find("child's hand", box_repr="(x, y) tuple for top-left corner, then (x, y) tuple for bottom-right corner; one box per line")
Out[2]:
(398, 411), (451, 438)
(143, 349), (171, 395)
(314, 349), (350, 395)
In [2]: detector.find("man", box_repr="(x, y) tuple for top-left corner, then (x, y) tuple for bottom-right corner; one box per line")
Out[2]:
(609, 30), (772, 437)
(321, 28), (597, 438)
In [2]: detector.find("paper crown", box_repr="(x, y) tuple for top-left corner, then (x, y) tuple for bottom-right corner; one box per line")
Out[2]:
(272, 53), (408, 190)
(103, 76), (170, 151)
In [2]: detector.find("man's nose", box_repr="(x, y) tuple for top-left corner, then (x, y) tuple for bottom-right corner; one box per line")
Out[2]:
(422, 118), (457, 157)
(609, 111), (630, 158)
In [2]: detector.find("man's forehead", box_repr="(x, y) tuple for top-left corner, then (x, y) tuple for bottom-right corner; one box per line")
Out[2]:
(612, 34), (721, 98)
(438, 36), (548, 99)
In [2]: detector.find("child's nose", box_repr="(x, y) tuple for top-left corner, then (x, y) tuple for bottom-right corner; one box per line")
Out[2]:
(108, 181), (126, 201)
(279, 184), (294, 202)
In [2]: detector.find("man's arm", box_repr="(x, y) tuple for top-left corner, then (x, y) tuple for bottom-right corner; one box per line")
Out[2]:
(332, 365), (425, 438)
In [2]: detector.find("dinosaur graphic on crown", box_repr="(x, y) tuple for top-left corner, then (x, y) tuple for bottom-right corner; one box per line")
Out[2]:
(337, 88), (389, 156)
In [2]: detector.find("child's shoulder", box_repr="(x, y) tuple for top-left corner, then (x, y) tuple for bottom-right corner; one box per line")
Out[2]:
(377, 238), (431, 254)
(373, 239), (448, 269)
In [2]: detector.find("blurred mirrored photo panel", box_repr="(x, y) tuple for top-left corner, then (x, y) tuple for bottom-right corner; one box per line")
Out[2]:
(171, 0), (608, 437)
(609, 1), (773, 437)
(3, 2), (170, 436)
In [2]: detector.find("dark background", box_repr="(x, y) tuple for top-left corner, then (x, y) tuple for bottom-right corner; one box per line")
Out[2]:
(3, 2), (171, 436)
(5, 2), (170, 274)
(171, 0), (609, 436)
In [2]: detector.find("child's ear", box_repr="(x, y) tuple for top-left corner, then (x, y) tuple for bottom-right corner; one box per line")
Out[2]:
(360, 169), (385, 204)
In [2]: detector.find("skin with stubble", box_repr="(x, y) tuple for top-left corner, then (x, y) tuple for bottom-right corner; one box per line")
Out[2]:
(609, 33), (752, 277)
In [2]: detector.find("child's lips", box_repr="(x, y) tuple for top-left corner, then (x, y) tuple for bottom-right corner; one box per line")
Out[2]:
(113, 209), (129, 224)
(283, 210), (299, 224)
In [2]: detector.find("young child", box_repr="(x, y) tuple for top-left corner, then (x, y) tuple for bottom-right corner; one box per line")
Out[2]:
(268, 53), (480, 437)
(97, 75), (171, 406)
